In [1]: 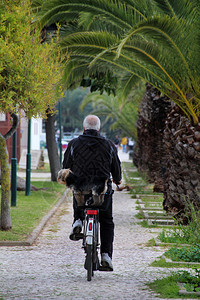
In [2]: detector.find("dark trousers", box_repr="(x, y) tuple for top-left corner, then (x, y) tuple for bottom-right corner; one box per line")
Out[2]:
(73, 193), (114, 258)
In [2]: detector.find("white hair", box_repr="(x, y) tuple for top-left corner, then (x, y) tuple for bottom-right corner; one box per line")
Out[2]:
(83, 115), (101, 131)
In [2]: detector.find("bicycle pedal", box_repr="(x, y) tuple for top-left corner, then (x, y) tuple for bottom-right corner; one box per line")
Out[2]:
(99, 265), (113, 272)
(76, 233), (84, 239)
(69, 232), (84, 241)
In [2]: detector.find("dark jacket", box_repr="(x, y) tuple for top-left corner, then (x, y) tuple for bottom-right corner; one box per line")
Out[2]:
(62, 129), (122, 192)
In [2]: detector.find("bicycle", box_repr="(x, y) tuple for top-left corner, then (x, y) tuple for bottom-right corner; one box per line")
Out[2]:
(76, 192), (112, 281)
(75, 194), (100, 281)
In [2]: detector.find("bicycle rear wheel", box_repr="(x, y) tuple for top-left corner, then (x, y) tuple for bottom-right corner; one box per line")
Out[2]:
(86, 244), (93, 281)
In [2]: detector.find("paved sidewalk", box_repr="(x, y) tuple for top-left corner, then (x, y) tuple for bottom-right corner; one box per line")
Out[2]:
(0, 153), (186, 299)
(17, 171), (51, 181)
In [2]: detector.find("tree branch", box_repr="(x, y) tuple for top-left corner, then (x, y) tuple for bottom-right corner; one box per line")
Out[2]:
(4, 113), (19, 140)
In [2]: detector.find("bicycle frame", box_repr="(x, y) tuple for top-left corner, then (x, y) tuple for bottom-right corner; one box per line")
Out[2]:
(82, 208), (100, 281)
(78, 190), (113, 281)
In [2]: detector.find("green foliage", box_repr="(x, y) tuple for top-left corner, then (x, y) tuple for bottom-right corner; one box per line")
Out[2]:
(37, 0), (200, 124)
(148, 272), (200, 298)
(159, 205), (200, 245)
(57, 87), (124, 138)
(148, 275), (180, 298)
(0, 0), (64, 118)
(175, 269), (200, 293)
(80, 84), (145, 138)
(164, 245), (200, 262)
(80, 71), (118, 96)
(151, 257), (200, 269)
(57, 87), (91, 131)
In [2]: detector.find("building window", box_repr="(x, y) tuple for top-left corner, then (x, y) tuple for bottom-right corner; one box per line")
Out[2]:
(0, 113), (6, 121)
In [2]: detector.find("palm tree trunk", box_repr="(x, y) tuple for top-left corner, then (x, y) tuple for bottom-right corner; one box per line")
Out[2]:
(163, 105), (200, 223)
(133, 83), (171, 192)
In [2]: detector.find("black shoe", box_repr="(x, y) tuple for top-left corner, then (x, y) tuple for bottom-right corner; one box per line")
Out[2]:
(69, 219), (83, 241)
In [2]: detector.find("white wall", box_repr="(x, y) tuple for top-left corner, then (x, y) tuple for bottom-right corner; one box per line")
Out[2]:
(31, 118), (42, 150)
(20, 116), (43, 152)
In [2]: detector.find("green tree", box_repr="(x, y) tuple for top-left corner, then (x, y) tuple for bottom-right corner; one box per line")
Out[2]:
(80, 81), (145, 138)
(59, 88), (90, 132)
(35, 0), (200, 220)
(36, 0), (200, 124)
(0, 0), (63, 230)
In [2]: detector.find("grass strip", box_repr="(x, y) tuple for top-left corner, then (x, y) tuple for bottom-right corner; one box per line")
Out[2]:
(148, 274), (200, 298)
(122, 162), (163, 196)
(151, 258), (200, 269)
(0, 181), (66, 241)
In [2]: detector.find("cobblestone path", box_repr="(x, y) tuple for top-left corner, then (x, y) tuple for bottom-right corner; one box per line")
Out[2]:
(0, 151), (187, 299)
(1, 185), (183, 300)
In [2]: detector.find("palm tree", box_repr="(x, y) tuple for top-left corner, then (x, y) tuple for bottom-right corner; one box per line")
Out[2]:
(80, 81), (145, 138)
(36, 0), (199, 120)
(133, 83), (171, 192)
(35, 0), (200, 221)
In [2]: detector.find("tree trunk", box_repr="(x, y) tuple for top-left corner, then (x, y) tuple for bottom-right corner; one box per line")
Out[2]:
(163, 105), (200, 223)
(133, 83), (171, 192)
(0, 113), (19, 230)
(0, 137), (12, 230)
(45, 111), (60, 181)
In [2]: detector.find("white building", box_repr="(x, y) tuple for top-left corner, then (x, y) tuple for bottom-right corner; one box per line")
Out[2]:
(19, 117), (44, 169)
(20, 117), (43, 152)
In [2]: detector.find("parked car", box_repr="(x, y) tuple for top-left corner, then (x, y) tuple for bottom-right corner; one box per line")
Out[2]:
(63, 132), (73, 142)
(61, 138), (68, 150)
(40, 133), (47, 149)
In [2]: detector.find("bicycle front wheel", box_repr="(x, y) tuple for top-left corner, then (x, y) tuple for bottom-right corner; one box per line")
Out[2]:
(86, 244), (93, 281)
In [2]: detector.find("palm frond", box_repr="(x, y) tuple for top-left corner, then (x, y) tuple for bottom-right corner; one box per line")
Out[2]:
(117, 15), (192, 58)
(61, 31), (196, 116)
(31, 0), (43, 14)
(60, 31), (175, 92)
(80, 91), (138, 137)
(153, 0), (197, 20)
(45, 12), (79, 26)
(35, 0), (200, 123)
(79, 12), (96, 30)
(121, 0), (154, 19)
(60, 31), (119, 50)
(116, 16), (196, 88)
(78, 12), (125, 36)
(38, 0), (134, 30)
(118, 73), (141, 100)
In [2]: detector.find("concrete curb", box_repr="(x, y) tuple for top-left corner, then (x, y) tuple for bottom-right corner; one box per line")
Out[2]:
(0, 189), (70, 247)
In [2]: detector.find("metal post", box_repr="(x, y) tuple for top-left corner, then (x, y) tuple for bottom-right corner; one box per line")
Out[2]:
(11, 130), (17, 206)
(25, 119), (31, 196)
(59, 102), (62, 167)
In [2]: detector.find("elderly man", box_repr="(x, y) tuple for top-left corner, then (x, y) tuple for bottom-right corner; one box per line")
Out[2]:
(62, 115), (122, 271)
